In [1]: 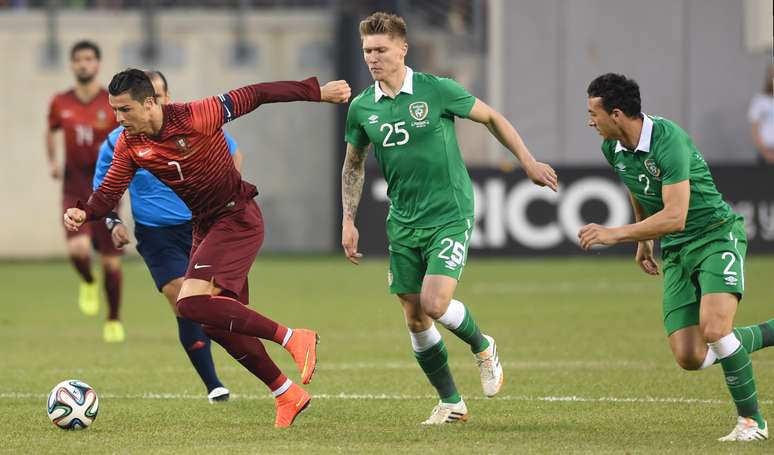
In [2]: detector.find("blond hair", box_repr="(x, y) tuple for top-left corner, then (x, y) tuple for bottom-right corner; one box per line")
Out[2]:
(359, 12), (407, 39)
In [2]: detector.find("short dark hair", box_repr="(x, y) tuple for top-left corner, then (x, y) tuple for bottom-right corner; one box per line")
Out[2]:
(144, 70), (169, 95)
(359, 12), (407, 39)
(587, 73), (642, 117)
(70, 40), (101, 61)
(108, 69), (156, 103)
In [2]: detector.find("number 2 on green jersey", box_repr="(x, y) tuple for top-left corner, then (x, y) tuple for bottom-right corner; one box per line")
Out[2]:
(638, 174), (655, 196)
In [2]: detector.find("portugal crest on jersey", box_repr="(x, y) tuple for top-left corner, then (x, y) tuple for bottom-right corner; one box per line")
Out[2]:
(175, 137), (192, 155)
(644, 159), (661, 178)
(409, 102), (428, 121)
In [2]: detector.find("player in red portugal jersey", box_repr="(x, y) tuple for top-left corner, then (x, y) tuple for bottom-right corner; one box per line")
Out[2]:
(64, 69), (351, 428)
(46, 40), (125, 343)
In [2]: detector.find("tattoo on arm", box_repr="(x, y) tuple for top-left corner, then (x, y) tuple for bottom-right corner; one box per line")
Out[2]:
(341, 147), (368, 222)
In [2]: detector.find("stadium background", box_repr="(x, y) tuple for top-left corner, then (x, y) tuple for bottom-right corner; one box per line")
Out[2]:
(2, 1), (774, 453)
(1, 0), (771, 258)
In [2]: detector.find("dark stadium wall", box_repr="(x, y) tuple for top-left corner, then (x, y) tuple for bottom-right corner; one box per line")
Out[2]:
(352, 166), (774, 256)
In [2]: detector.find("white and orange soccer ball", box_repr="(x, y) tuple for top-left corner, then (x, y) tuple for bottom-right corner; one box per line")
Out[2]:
(46, 380), (99, 430)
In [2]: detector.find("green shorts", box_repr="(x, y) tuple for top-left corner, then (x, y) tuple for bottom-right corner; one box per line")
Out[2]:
(662, 218), (747, 335)
(386, 217), (473, 294)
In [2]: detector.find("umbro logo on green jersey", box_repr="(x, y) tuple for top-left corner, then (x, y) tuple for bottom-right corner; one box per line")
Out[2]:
(615, 163), (626, 172)
(368, 114), (379, 124)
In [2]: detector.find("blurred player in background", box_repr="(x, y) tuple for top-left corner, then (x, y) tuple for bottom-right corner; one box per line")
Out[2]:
(582, 73), (774, 442)
(65, 69), (351, 427)
(748, 64), (774, 165)
(93, 70), (241, 403)
(46, 40), (123, 342)
(341, 12), (557, 425)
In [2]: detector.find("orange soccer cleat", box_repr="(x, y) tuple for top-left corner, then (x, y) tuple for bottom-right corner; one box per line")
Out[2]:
(285, 329), (319, 384)
(274, 383), (311, 428)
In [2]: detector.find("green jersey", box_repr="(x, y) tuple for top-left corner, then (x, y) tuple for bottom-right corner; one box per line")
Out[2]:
(345, 67), (476, 228)
(601, 114), (737, 249)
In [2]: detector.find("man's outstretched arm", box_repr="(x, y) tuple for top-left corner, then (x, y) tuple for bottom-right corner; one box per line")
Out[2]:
(190, 78), (351, 135)
(578, 180), (689, 250)
(467, 99), (558, 192)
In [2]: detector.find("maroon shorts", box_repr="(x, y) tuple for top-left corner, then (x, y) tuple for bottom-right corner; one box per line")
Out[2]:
(187, 200), (264, 300)
(62, 193), (124, 256)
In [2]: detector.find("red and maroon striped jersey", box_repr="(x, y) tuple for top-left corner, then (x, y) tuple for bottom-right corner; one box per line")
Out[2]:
(82, 77), (320, 224)
(48, 88), (118, 197)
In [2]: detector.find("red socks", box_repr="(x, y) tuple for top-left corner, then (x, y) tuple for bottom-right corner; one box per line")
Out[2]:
(104, 267), (122, 320)
(177, 294), (288, 344)
(69, 255), (94, 283)
(202, 325), (286, 389)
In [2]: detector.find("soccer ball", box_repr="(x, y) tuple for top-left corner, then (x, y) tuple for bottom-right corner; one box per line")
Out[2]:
(46, 380), (99, 430)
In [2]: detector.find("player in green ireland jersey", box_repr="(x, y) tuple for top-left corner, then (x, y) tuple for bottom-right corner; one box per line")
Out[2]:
(581, 73), (774, 442)
(341, 12), (557, 425)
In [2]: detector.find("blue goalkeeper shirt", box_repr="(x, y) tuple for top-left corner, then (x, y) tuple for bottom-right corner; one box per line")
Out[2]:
(93, 126), (239, 227)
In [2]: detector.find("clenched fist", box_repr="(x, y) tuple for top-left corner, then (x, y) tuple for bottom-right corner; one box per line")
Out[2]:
(320, 80), (352, 104)
(63, 208), (86, 232)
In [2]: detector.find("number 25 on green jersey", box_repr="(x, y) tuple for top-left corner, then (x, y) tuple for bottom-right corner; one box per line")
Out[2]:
(380, 121), (410, 147)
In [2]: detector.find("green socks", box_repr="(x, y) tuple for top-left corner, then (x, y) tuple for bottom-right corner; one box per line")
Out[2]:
(414, 341), (460, 403)
(710, 333), (765, 429)
(705, 319), (774, 367)
(733, 319), (774, 354)
(410, 325), (460, 404)
(411, 299), (493, 403)
(437, 299), (489, 354)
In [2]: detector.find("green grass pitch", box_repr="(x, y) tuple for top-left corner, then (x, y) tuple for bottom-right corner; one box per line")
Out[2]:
(2, 255), (773, 454)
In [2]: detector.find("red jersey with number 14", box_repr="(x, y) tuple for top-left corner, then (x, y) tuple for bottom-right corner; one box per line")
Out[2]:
(48, 88), (118, 197)
(82, 77), (320, 226)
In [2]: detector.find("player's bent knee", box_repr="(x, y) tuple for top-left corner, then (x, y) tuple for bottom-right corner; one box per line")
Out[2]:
(66, 234), (90, 254)
(68, 249), (90, 260)
(701, 327), (729, 344)
(405, 318), (431, 333)
(420, 296), (450, 320)
(101, 255), (121, 271)
(673, 353), (703, 371)
(102, 256), (121, 273)
(67, 243), (90, 259)
(670, 343), (706, 370)
(424, 307), (445, 320)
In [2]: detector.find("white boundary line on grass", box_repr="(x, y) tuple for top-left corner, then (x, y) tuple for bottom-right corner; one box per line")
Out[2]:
(11, 359), (774, 375)
(2, 391), (772, 406)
